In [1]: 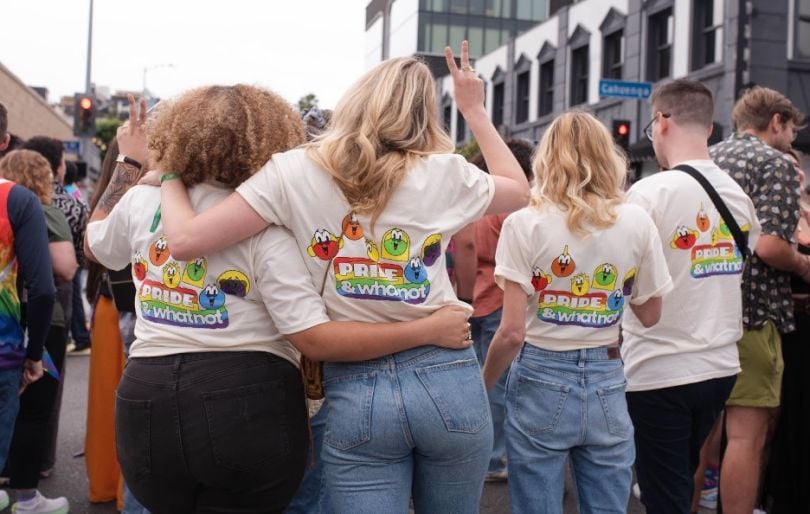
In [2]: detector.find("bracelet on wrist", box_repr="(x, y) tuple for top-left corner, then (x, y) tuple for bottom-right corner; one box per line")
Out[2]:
(160, 172), (181, 184)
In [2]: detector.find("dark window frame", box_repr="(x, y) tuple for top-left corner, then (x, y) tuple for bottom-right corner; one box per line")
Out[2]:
(646, 6), (673, 82)
(537, 42), (556, 117)
(795, 0), (810, 59)
(514, 53), (532, 124)
(568, 25), (591, 107)
(691, 0), (721, 70)
(600, 8), (626, 80)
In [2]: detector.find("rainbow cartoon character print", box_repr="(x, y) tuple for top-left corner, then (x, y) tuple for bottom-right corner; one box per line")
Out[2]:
(532, 245), (635, 328)
(135, 234), (250, 329)
(306, 214), (443, 305)
(669, 202), (749, 278)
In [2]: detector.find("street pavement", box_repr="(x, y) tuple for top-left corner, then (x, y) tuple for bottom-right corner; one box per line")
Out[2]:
(1, 354), (657, 513)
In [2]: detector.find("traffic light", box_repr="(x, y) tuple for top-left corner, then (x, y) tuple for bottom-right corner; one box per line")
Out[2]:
(612, 119), (631, 150)
(73, 93), (96, 137)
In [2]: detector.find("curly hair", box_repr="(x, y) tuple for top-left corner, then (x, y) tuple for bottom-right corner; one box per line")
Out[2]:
(23, 136), (64, 174)
(148, 85), (306, 188)
(0, 149), (54, 204)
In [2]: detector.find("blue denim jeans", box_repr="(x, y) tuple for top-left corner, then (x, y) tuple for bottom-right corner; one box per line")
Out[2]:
(0, 366), (22, 470)
(505, 345), (634, 514)
(322, 345), (492, 514)
(286, 400), (331, 514)
(470, 308), (507, 474)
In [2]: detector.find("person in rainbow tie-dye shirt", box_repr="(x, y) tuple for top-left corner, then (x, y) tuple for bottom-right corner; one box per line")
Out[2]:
(0, 102), (57, 512)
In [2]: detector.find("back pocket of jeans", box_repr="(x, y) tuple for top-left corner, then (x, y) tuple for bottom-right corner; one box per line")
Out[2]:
(512, 373), (570, 435)
(596, 380), (632, 438)
(202, 380), (290, 471)
(115, 395), (152, 480)
(324, 372), (377, 450)
(416, 358), (490, 434)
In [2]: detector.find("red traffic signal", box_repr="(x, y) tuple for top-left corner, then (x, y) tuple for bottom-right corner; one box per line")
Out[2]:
(612, 119), (631, 150)
(73, 94), (96, 137)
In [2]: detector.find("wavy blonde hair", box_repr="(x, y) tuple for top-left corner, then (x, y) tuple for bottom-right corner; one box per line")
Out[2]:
(0, 149), (54, 204)
(148, 85), (305, 188)
(308, 57), (454, 226)
(531, 112), (627, 236)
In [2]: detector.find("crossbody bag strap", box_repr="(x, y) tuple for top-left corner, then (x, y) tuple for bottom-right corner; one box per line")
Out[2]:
(673, 164), (752, 261)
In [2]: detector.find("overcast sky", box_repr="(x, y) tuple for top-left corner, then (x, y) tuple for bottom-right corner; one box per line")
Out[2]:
(1, 0), (369, 109)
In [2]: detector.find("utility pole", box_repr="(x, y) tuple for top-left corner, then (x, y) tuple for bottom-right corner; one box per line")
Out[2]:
(85, 0), (93, 94)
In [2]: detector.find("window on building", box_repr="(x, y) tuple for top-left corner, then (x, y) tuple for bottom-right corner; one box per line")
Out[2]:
(691, 0), (722, 69)
(448, 0), (468, 15)
(492, 81), (505, 127)
(539, 59), (555, 116)
(443, 103), (452, 134)
(797, 0), (810, 59)
(516, 0), (548, 21)
(647, 8), (673, 82)
(515, 70), (530, 123)
(603, 30), (623, 79)
(570, 45), (589, 106)
(456, 109), (467, 143)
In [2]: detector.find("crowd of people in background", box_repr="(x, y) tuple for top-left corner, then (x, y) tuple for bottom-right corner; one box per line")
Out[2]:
(0, 39), (808, 514)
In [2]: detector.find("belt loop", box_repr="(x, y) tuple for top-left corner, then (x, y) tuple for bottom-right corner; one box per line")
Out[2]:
(578, 348), (586, 368)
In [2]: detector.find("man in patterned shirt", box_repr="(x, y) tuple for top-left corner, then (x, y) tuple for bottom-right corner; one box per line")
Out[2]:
(710, 86), (810, 514)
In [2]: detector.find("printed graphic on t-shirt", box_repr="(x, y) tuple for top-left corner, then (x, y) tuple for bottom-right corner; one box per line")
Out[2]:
(307, 214), (442, 305)
(668, 203), (748, 279)
(135, 234), (249, 329)
(532, 245), (636, 328)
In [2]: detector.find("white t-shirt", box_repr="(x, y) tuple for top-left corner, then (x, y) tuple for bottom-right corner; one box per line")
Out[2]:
(236, 148), (495, 323)
(622, 160), (762, 391)
(495, 203), (672, 351)
(87, 182), (331, 364)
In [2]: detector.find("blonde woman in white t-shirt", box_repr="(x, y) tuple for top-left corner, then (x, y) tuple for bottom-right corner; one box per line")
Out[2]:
(85, 86), (475, 514)
(481, 112), (673, 514)
(151, 42), (530, 513)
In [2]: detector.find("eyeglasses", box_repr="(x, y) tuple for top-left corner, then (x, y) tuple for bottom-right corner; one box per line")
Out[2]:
(644, 112), (671, 141)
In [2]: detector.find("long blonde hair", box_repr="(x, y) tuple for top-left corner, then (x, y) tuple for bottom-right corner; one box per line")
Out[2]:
(308, 57), (454, 226)
(531, 112), (627, 235)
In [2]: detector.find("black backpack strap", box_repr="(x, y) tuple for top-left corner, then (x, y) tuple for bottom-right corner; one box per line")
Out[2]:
(673, 164), (752, 261)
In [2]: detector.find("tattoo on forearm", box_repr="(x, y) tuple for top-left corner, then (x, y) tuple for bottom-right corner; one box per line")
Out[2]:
(98, 163), (143, 213)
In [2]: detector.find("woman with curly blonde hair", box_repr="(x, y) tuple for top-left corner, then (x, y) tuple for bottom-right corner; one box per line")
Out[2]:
(84, 84), (470, 514)
(152, 42), (530, 512)
(479, 111), (672, 513)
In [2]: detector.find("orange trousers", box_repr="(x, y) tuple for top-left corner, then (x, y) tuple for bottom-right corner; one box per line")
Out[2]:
(85, 296), (126, 508)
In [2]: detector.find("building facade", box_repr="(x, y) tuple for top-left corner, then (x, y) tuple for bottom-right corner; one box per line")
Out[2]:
(1, 61), (73, 141)
(438, 0), (810, 175)
(366, 0), (576, 74)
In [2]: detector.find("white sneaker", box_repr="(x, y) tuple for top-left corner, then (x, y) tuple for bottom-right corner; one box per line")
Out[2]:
(632, 482), (641, 500)
(0, 490), (10, 510)
(11, 491), (69, 514)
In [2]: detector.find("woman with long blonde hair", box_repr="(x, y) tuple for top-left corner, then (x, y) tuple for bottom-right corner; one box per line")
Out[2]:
(481, 111), (672, 514)
(152, 42), (529, 512)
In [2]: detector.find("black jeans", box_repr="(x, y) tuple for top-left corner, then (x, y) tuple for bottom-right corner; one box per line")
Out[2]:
(116, 351), (308, 514)
(7, 324), (67, 489)
(626, 375), (736, 514)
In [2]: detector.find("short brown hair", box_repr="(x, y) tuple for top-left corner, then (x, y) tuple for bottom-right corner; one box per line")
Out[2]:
(649, 79), (714, 128)
(148, 85), (306, 188)
(0, 102), (7, 136)
(0, 149), (54, 204)
(732, 86), (806, 132)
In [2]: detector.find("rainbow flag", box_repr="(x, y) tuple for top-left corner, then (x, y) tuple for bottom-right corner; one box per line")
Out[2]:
(42, 349), (60, 382)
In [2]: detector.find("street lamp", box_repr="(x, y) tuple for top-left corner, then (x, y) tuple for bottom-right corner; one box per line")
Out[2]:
(142, 63), (176, 99)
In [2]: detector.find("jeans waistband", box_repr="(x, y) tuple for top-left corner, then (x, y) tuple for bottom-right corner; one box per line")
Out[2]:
(520, 344), (621, 362)
(324, 345), (476, 374)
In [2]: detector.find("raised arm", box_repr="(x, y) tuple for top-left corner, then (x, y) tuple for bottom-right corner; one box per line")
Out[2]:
(445, 41), (530, 215)
(287, 305), (472, 362)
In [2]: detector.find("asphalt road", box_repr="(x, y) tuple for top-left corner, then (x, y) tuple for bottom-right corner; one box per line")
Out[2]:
(0, 354), (656, 514)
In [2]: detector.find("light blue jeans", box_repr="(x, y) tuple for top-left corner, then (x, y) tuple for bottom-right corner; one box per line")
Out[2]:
(286, 400), (331, 513)
(322, 345), (493, 514)
(470, 308), (507, 474)
(505, 344), (634, 514)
